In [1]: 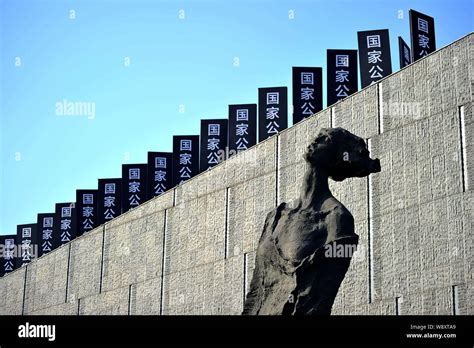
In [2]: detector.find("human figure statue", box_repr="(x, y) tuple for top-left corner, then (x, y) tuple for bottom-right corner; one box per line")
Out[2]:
(242, 128), (381, 315)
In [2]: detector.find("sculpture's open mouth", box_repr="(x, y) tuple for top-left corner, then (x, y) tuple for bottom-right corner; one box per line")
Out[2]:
(355, 157), (381, 177)
(368, 158), (381, 174)
(330, 156), (381, 181)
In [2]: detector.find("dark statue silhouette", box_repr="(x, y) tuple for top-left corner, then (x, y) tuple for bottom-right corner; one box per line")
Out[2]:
(242, 128), (381, 315)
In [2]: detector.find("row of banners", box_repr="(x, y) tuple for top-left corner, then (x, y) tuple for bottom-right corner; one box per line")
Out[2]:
(0, 10), (436, 277)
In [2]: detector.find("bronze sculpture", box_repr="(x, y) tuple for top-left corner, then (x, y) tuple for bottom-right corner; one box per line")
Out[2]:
(243, 128), (381, 315)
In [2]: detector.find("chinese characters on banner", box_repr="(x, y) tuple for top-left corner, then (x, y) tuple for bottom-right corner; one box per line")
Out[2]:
(200, 119), (228, 172)
(398, 36), (412, 68)
(258, 87), (288, 142)
(172, 135), (199, 186)
(357, 29), (392, 88)
(16, 223), (37, 268)
(0, 235), (16, 276)
(228, 104), (257, 157)
(76, 190), (98, 236)
(37, 213), (55, 257)
(122, 164), (148, 213)
(147, 152), (172, 199)
(292, 67), (323, 124)
(54, 203), (77, 247)
(409, 9), (436, 62)
(327, 49), (358, 106)
(97, 178), (122, 224)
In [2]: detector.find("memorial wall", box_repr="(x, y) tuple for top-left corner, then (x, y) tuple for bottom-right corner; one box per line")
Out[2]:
(0, 33), (472, 316)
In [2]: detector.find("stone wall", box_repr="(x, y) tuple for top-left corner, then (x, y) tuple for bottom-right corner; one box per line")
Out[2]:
(0, 33), (472, 316)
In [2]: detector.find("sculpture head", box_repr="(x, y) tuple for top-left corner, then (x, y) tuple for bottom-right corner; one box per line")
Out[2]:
(304, 127), (381, 181)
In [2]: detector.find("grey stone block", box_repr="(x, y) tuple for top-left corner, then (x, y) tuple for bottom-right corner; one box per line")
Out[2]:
(165, 189), (226, 276)
(455, 281), (474, 315)
(79, 285), (130, 315)
(468, 34), (474, 101)
(29, 301), (78, 315)
(453, 39), (471, 107)
(161, 255), (243, 315)
(67, 227), (103, 301)
(102, 210), (165, 292)
(24, 245), (69, 314)
(130, 277), (162, 315)
(227, 173), (276, 257)
(333, 85), (379, 139)
(106, 190), (174, 229)
(223, 255), (244, 315)
(0, 266), (26, 315)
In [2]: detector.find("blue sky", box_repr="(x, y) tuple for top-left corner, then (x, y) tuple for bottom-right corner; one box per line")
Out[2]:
(1, 0), (473, 235)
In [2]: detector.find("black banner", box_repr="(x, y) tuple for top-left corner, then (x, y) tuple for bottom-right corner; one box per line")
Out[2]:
(228, 104), (257, 156)
(75, 190), (98, 236)
(0, 234), (16, 276)
(147, 152), (173, 199)
(258, 87), (288, 142)
(292, 67), (322, 124)
(409, 9), (436, 62)
(172, 135), (199, 186)
(327, 49), (358, 106)
(54, 202), (77, 247)
(37, 213), (55, 257)
(97, 178), (122, 224)
(122, 164), (148, 212)
(200, 119), (228, 172)
(398, 36), (412, 68)
(16, 223), (37, 268)
(357, 29), (392, 88)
